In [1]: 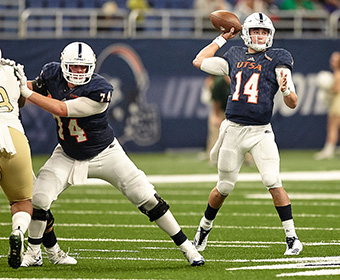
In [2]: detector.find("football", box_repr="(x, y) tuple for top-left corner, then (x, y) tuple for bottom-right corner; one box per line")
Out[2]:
(209, 10), (242, 34)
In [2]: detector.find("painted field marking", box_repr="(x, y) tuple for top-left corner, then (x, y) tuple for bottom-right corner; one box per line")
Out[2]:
(1, 223), (340, 232)
(276, 269), (340, 277)
(1, 209), (339, 219)
(83, 170), (340, 185)
(225, 256), (340, 276)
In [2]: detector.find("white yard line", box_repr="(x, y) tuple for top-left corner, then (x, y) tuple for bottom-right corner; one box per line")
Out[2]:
(1, 223), (340, 231)
(84, 170), (340, 185)
(276, 269), (340, 277)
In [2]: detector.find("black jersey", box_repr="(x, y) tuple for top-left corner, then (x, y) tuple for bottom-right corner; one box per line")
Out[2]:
(223, 46), (294, 125)
(39, 62), (114, 160)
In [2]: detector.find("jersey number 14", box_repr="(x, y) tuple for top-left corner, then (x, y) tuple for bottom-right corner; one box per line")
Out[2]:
(232, 72), (260, 104)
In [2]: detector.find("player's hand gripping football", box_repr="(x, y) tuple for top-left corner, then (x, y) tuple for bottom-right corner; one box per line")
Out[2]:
(221, 27), (238, 41)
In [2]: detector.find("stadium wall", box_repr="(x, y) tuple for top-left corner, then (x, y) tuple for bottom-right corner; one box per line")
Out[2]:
(1, 38), (338, 154)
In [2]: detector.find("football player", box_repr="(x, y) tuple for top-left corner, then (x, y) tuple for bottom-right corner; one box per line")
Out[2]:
(192, 13), (303, 255)
(0, 52), (33, 269)
(15, 42), (204, 267)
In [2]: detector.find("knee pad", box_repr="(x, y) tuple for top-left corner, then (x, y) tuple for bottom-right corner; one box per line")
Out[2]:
(139, 194), (170, 222)
(262, 172), (281, 189)
(216, 180), (235, 196)
(32, 191), (52, 210)
(123, 170), (156, 207)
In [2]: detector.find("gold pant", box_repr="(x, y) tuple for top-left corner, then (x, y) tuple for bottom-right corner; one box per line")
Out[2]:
(0, 127), (33, 203)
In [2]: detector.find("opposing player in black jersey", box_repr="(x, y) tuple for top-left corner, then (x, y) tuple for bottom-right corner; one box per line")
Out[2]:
(16, 42), (204, 267)
(192, 13), (302, 255)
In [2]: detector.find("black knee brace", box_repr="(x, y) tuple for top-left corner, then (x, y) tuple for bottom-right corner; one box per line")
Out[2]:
(139, 194), (170, 222)
(45, 210), (55, 231)
(32, 208), (55, 231)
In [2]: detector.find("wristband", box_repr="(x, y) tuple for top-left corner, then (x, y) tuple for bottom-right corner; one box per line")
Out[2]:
(212, 36), (227, 48)
(282, 88), (290, 96)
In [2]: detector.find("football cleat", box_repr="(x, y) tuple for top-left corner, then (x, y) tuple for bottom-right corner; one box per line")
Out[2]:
(314, 150), (334, 160)
(284, 236), (303, 255)
(45, 243), (77, 265)
(193, 226), (211, 252)
(21, 246), (43, 267)
(180, 241), (205, 266)
(8, 228), (24, 269)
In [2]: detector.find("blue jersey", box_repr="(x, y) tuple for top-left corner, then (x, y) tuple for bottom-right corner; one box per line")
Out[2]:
(223, 46), (294, 125)
(39, 62), (114, 160)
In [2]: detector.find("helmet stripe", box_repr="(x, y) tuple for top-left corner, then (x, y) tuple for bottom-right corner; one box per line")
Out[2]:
(78, 43), (82, 58)
(259, 13), (263, 22)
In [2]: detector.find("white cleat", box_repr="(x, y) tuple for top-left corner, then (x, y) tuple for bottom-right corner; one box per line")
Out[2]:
(193, 226), (211, 252)
(8, 228), (24, 269)
(21, 246), (43, 267)
(314, 150), (334, 160)
(45, 243), (77, 265)
(180, 240), (205, 266)
(284, 237), (303, 256)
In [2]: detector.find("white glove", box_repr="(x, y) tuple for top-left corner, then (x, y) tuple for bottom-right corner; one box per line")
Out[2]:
(15, 64), (33, 98)
(0, 58), (16, 66)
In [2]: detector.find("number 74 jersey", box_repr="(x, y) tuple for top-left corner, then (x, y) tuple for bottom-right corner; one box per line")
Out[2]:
(223, 46), (294, 125)
(40, 62), (114, 160)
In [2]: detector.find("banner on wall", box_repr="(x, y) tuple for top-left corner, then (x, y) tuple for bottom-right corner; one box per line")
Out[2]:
(1, 38), (336, 154)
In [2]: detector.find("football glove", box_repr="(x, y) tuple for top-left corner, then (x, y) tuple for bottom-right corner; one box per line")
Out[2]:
(15, 64), (33, 98)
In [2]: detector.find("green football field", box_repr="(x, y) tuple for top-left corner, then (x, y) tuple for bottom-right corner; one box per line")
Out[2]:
(1, 150), (340, 279)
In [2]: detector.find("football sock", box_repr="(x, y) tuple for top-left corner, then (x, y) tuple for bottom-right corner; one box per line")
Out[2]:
(275, 204), (293, 221)
(27, 219), (47, 244)
(282, 219), (297, 238)
(171, 230), (188, 246)
(43, 229), (57, 248)
(12, 211), (31, 233)
(200, 216), (214, 231)
(204, 203), (219, 220)
(155, 210), (181, 236)
(275, 204), (297, 238)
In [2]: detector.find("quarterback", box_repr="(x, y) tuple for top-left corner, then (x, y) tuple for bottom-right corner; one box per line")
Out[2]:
(0, 52), (33, 268)
(192, 13), (303, 255)
(15, 42), (204, 267)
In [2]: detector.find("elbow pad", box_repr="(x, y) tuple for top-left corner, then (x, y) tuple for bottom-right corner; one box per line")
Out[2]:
(201, 57), (229, 76)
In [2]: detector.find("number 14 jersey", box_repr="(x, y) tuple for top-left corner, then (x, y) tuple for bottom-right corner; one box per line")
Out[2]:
(223, 46), (294, 125)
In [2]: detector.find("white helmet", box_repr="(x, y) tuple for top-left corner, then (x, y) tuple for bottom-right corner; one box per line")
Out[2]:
(60, 42), (96, 85)
(241, 13), (275, 52)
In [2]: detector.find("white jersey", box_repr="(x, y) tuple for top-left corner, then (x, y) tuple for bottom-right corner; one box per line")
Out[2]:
(0, 63), (24, 134)
(0, 63), (25, 155)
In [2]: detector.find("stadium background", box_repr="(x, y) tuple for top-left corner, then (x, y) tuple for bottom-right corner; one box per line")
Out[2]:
(0, 38), (337, 154)
(1, 0), (339, 154)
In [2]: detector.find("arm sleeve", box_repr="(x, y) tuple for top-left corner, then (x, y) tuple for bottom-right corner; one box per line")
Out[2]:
(201, 57), (229, 76)
(65, 97), (108, 118)
(275, 66), (296, 93)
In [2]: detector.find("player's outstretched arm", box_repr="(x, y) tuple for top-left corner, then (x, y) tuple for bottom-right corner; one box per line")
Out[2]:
(16, 65), (68, 117)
